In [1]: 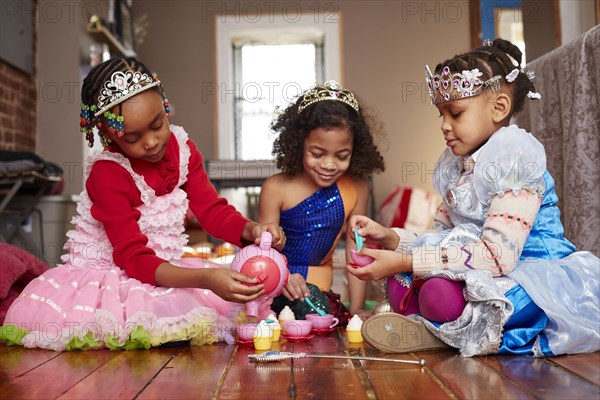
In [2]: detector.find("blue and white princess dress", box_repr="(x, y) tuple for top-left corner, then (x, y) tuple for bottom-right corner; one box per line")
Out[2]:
(409, 125), (599, 357)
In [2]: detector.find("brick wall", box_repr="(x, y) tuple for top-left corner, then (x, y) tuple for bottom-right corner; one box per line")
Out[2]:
(0, 62), (37, 151)
(0, 1), (37, 152)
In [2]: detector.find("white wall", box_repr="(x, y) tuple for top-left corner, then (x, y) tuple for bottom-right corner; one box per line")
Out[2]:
(560, 0), (597, 45)
(36, 0), (470, 206)
(135, 1), (470, 208)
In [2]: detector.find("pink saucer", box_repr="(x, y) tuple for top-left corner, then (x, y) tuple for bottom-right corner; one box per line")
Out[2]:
(281, 333), (315, 342)
(234, 338), (255, 347)
(311, 326), (336, 334)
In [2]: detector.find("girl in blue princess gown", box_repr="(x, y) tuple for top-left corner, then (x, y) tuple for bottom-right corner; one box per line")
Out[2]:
(347, 39), (599, 356)
(258, 81), (385, 324)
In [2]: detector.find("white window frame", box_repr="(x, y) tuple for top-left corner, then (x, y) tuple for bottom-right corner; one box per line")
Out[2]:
(215, 12), (341, 159)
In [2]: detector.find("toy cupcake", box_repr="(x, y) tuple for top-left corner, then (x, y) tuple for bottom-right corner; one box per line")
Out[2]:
(278, 305), (295, 333)
(346, 314), (364, 343)
(266, 313), (281, 341)
(253, 320), (273, 351)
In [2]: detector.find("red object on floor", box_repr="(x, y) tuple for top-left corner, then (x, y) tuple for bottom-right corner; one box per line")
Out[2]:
(0, 243), (50, 324)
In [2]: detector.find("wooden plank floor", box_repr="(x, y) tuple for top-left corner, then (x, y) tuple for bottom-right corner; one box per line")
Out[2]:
(1, 329), (598, 399)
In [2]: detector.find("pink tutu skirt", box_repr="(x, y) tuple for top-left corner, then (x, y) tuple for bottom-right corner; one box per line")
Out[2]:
(1, 258), (247, 350)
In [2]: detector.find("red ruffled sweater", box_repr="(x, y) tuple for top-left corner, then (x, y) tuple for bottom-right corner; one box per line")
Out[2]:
(86, 131), (249, 285)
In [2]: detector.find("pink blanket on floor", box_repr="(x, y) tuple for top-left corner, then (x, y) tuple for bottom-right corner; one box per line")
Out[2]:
(0, 243), (49, 324)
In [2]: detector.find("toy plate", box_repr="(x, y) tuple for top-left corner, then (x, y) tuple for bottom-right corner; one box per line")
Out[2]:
(281, 333), (315, 342)
(234, 338), (255, 347)
(311, 326), (337, 334)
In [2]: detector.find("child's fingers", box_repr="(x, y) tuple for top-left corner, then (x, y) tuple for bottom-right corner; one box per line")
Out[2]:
(232, 287), (265, 303)
(285, 274), (308, 300)
(346, 263), (373, 280)
(282, 287), (295, 301)
(254, 224), (286, 250)
(270, 227), (286, 250)
(356, 247), (376, 258)
(236, 281), (265, 294)
(348, 215), (369, 230)
(297, 280), (310, 299)
(286, 282), (304, 300)
(346, 264), (365, 279)
(231, 271), (259, 284)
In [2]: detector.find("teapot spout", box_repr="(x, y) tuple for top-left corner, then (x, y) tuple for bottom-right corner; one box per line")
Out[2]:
(246, 300), (260, 318)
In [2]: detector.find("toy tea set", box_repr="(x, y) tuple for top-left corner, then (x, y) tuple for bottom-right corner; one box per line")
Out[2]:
(231, 230), (375, 350)
(232, 230), (426, 366)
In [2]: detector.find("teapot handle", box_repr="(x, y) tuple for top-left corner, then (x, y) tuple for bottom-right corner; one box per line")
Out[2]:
(259, 231), (273, 251)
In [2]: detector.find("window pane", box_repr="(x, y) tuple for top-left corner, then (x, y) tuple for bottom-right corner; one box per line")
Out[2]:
(238, 44), (318, 160)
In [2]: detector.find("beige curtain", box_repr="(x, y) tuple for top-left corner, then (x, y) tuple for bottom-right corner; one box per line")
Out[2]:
(513, 25), (599, 254)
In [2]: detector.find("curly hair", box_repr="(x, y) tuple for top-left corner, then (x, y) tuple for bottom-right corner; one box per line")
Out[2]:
(271, 93), (385, 179)
(434, 38), (537, 115)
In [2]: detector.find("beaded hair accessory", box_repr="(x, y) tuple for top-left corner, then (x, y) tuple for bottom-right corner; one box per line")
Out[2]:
(425, 65), (502, 105)
(298, 80), (359, 114)
(80, 70), (171, 147)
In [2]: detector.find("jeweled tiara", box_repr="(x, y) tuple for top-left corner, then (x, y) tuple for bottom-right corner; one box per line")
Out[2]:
(94, 70), (160, 117)
(425, 65), (501, 105)
(298, 80), (359, 114)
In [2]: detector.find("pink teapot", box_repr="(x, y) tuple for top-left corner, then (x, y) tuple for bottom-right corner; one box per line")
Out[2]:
(230, 231), (289, 317)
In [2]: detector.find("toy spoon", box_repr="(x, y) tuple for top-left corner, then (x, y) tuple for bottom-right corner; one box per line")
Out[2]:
(249, 351), (426, 366)
(304, 297), (326, 316)
(354, 227), (363, 251)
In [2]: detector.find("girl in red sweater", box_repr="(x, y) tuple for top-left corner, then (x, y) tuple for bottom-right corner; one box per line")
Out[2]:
(0, 57), (285, 350)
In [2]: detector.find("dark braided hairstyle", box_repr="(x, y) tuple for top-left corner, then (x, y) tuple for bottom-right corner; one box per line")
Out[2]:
(271, 94), (385, 179)
(81, 57), (155, 108)
(81, 57), (164, 147)
(434, 38), (537, 115)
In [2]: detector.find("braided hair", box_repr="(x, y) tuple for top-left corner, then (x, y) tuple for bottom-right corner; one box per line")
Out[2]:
(81, 57), (155, 107)
(271, 95), (385, 179)
(435, 38), (537, 115)
(80, 57), (166, 147)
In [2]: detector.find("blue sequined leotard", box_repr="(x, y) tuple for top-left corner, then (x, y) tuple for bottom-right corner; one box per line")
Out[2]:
(280, 185), (344, 279)
(279, 175), (355, 291)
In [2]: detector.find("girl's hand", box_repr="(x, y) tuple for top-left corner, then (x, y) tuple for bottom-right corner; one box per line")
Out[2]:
(346, 247), (411, 281)
(282, 273), (310, 301)
(347, 215), (398, 250)
(246, 222), (286, 251)
(204, 268), (266, 303)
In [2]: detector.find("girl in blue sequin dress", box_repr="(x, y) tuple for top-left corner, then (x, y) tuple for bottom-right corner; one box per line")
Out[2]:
(259, 81), (385, 324)
(347, 39), (599, 356)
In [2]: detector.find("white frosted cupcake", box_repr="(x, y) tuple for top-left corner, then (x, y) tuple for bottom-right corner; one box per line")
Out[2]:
(253, 320), (273, 351)
(346, 314), (364, 343)
(266, 313), (281, 341)
(278, 306), (295, 333)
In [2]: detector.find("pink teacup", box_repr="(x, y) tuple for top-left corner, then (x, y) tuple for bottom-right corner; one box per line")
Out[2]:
(350, 249), (374, 267)
(236, 323), (258, 341)
(305, 313), (339, 330)
(282, 320), (313, 338)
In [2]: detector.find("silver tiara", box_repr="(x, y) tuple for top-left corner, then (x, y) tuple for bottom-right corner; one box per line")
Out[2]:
(94, 70), (160, 117)
(298, 80), (359, 114)
(425, 65), (501, 105)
